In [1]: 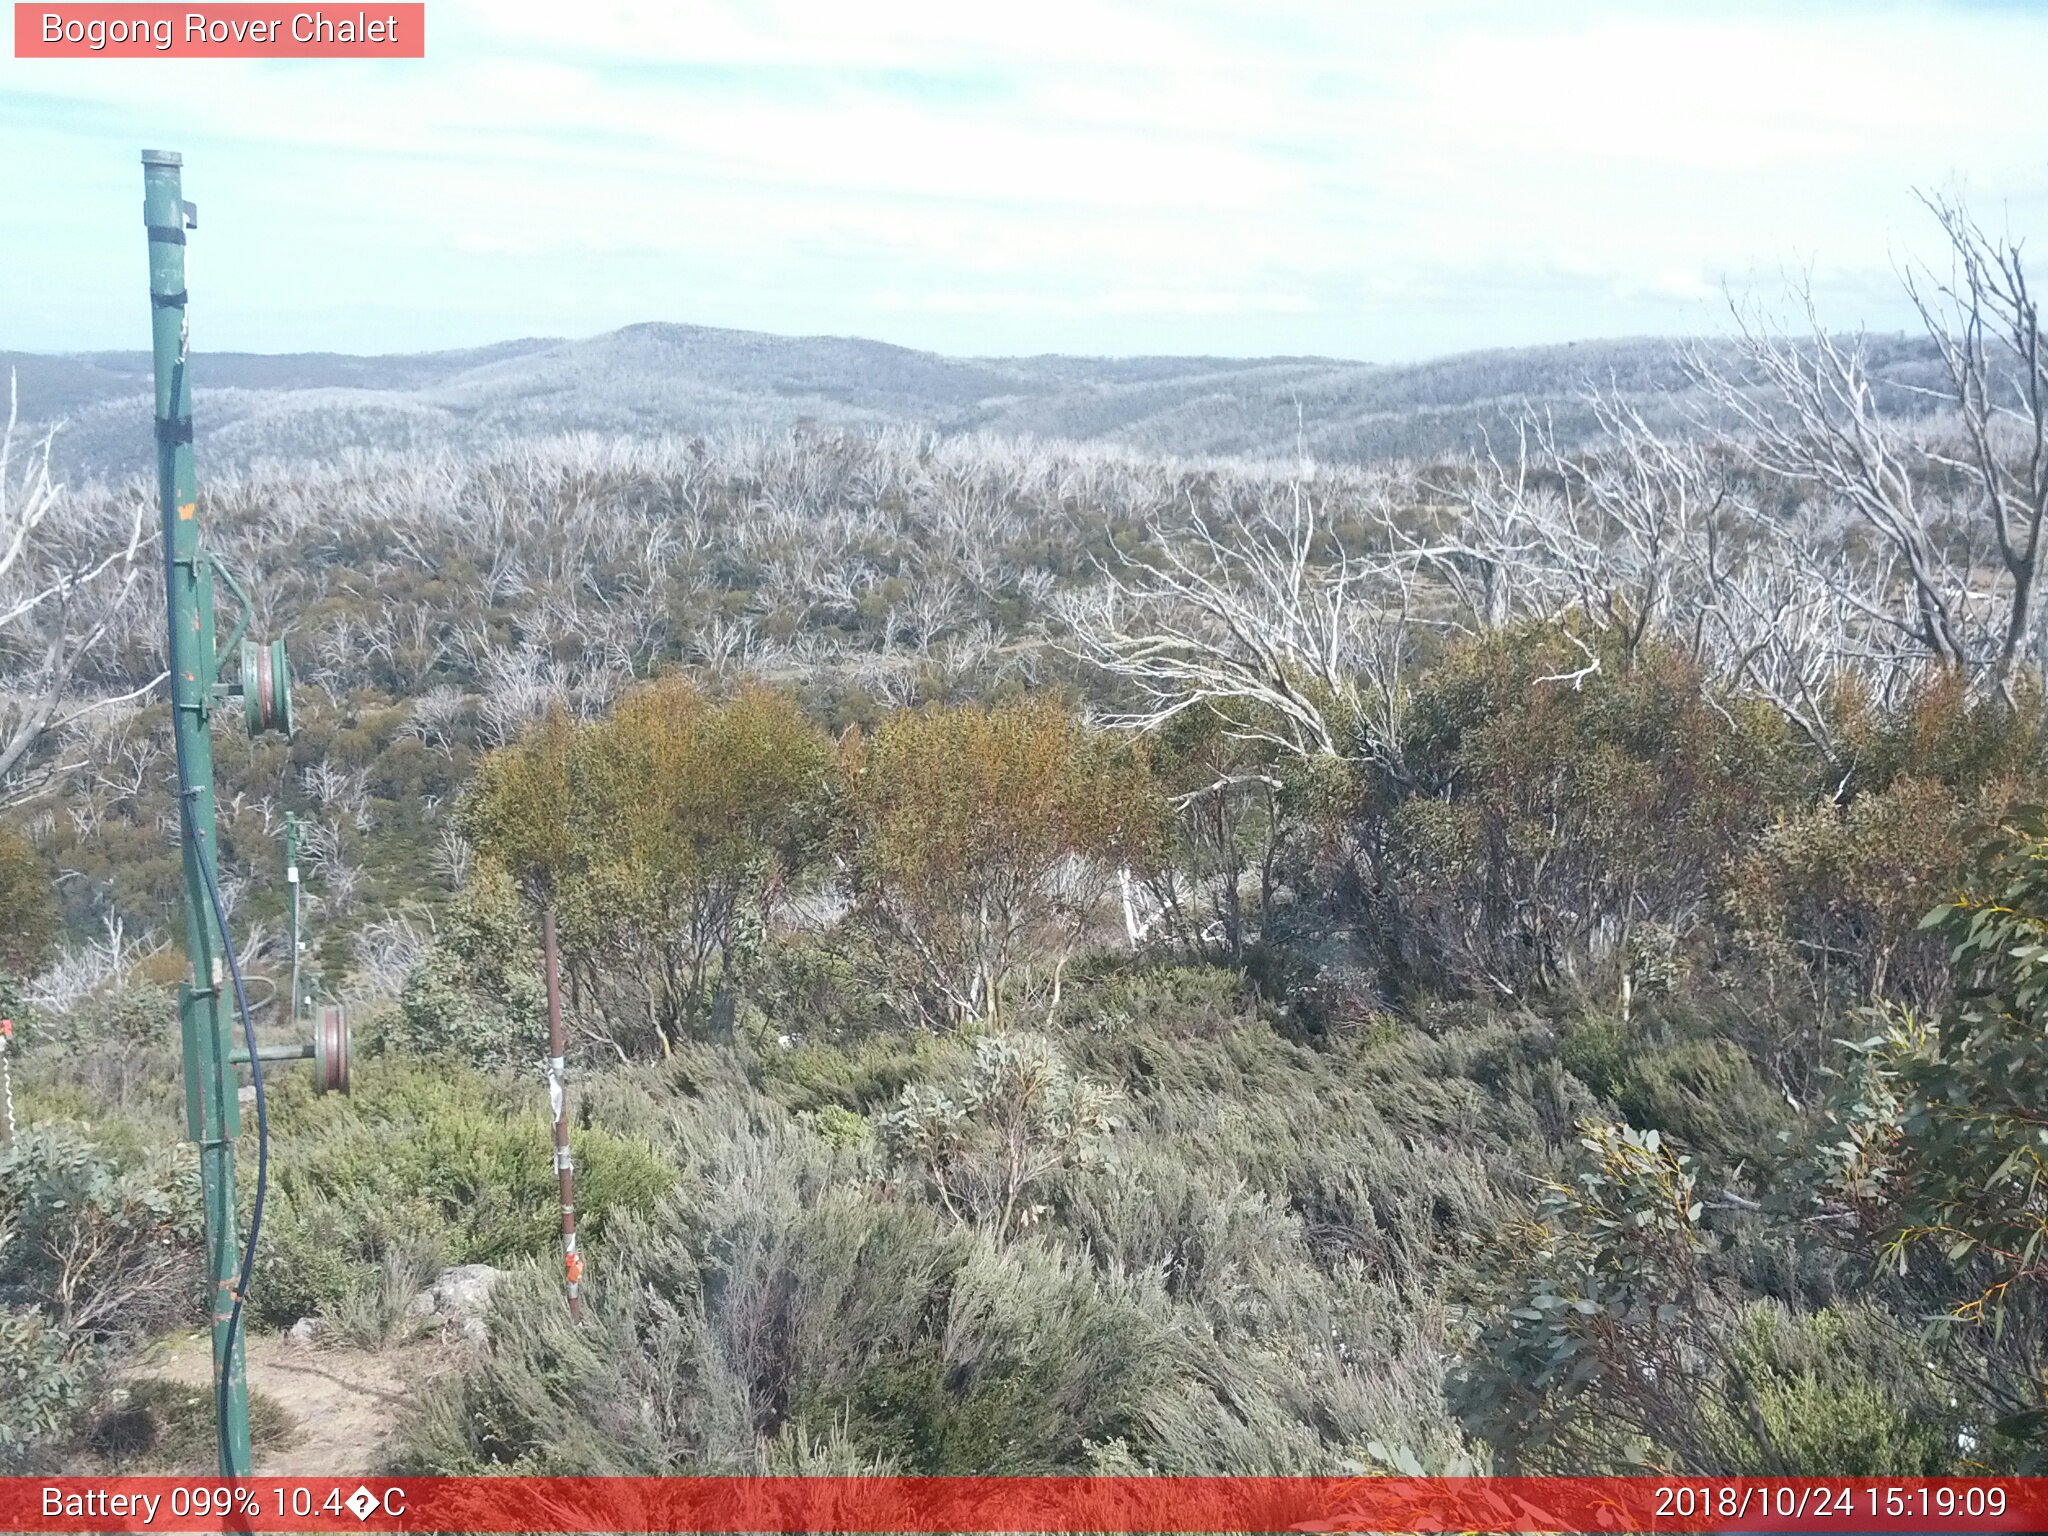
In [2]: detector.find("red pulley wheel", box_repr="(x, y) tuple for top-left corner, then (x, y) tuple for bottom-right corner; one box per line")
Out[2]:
(314, 1004), (350, 1095)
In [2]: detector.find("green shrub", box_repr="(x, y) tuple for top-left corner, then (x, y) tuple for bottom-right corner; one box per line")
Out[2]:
(247, 1192), (375, 1329)
(9, 998), (186, 1157)
(327, 1235), (446, 1350)
(266, 1056), (676, 1266)
(1390, 626), (1798, 999)
(1062, 1007), (1304, 1119)
(393, 864), (543, 1069)
(739, 937), (898, 1045)
(1848, 809), (2048, 1455)
(1833, 668), (2048, 800)
(1712, 1303), (1967, 1474)
(1448, 1117), (1987, 1474)
(1450, 1120), (1732, 1471)
(47, 981), (178, 1048)
(821, 1233), (1167, 1473)
(1728, 775), (1987, 1010)
(800, 1105), (870, 1150)
(1559, 1013), (1631, 1101)
(839, 697), (1162, 1029)
(398, 1177), (1178, 1475)
(398, 1081), (1476, 1479)
(1067, 962), (1259, 1040)
(877, 1033), (1118, 1238)
(0, 1125), (202, 1338)
(0, 828), (60, 979)
(0, 1306), (90, 1462)
(754, 1033), (942, 1116)
(393, 1264), (630, 1473)
(1613, 1037), (1793, 1173)
(459, 681), (836, 1055)
(1131, 709), (1292, 964)
(1067, 1010), (1513, 1295)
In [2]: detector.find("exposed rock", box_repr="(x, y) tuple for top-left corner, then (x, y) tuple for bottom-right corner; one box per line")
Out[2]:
(428, 1263), (509, 1320)
(402, 1265), (507, 1343)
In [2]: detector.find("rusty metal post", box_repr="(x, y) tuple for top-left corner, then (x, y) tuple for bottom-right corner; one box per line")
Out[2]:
(541, 908), (581, 1318)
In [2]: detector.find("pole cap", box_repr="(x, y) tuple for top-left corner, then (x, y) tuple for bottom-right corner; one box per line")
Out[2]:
(140, 149), (184, 166)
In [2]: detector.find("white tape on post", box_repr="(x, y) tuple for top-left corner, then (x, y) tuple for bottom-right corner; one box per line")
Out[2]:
(0, 1027), (15, 1144)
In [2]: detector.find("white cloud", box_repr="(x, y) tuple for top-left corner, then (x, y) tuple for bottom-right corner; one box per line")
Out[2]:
(470, 0), (1224, 72)
(2, 0), (2043, 355)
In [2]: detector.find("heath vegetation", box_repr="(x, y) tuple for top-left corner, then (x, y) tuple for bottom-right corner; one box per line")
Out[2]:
(4, 196), (2048, 1475)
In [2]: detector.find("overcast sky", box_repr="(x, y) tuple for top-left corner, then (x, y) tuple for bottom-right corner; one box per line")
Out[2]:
(4, 0), (2045, 360)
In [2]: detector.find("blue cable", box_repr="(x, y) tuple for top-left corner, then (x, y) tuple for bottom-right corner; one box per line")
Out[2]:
(198, 827), (268, 1479)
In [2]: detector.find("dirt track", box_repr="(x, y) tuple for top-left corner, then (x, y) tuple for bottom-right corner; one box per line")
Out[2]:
(128, 1330), (455, 1475)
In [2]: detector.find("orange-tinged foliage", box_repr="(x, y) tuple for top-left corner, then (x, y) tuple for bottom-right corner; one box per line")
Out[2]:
(842, 697), (1163, 1027)
(456, 709), (577, 902)
(457, 677), (833, 1052)
(571, 676), (833, 895)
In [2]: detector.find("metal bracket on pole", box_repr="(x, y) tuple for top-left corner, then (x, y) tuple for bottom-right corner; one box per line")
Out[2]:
(209, 557), (252, 673)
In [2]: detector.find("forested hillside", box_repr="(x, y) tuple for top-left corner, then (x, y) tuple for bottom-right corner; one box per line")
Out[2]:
(3, 201), (2046, 1478)
(0, 325), (1950, 484)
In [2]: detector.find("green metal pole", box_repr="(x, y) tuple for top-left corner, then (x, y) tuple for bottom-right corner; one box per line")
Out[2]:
(232, 1042), (316, 1065)
(143, 148), (252, 1478)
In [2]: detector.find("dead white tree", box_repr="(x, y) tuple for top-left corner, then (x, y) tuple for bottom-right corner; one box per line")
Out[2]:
(1691, 528), (1886, 771)
(1543, 392), (1730, 667)
(1695, 297), (1970, 671)
(475, 641), (572, 746)
(1407, 422), (1593, 635)
(1691, 193), (2046, 699)
(0, 376), (154, 800)
(903, 572), (965, 654)
(1445, 386), (1925, 758)
(1410, 389), (1730, 674)
(399, 684), (468, 752)
(1064, 475), (1410, 771)
(1903, 192), (2048, 696)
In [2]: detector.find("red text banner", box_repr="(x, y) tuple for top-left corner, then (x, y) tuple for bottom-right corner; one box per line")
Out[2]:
(0, 1476), (2042, 1534)
(14, 5), (425, 58)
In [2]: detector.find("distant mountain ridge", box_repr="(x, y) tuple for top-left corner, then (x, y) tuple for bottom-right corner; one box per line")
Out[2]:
(0, 320), (1943, 482)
